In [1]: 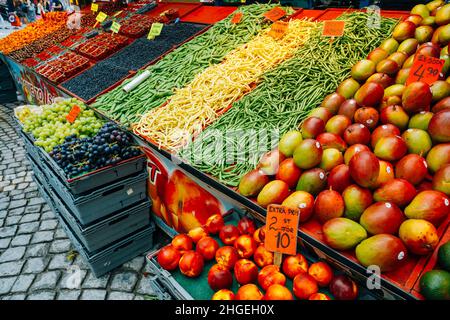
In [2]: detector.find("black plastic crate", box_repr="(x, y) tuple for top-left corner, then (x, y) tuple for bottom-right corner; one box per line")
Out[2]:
(20, 129), (147, 195)
(29, 154), (148, 225)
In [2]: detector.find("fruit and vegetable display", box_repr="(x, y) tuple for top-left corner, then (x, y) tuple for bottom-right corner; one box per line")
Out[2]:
(180, 12), (398, 186)
(74, 33), (130, 61)
(35, 51), (91, 84)
(233, 1), (450, 280)
(61, 22), (208, 101)
(92, 4), (295, 125)
(419, 240), (450, 300)
(20, 98), (104, 152)
(118, 14), (165, 38)
(0, 12), (68, 54)
(157, 215), (360, 300)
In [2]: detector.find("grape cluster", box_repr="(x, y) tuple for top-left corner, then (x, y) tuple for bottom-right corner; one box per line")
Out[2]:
(22, 98), (103, 152)
(50, 123), (142, 178)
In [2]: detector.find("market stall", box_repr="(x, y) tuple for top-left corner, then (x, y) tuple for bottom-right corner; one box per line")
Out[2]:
(2, 0), (449, 301)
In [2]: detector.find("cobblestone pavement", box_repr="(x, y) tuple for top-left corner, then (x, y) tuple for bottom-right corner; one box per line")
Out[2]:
(0, 103), (165, 300)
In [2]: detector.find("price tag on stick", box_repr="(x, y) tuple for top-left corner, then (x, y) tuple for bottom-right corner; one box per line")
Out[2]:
(66, 105), (81, 124)
(111, 21), (121, 34)
(265, 204), (300, 267)
(322, 20), (346, 37)
(147, 23), (164, 40)
(96, 11), (107, 23)
(268, 21), (288, 40)
(406, 54), (445, 86)
(91, 3), (98, 12)
(263, 7), (286, 22)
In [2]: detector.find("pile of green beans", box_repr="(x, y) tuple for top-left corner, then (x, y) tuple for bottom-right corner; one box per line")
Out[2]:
(180, 12), (398, 187)
(92, 4), (294, 125)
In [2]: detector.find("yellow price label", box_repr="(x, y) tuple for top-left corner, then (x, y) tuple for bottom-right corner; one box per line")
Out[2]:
(147, 23), (164, 40)
(96, 11), (107, 23)
(91, 3), (98, 12)
(111, 21), (121, 34)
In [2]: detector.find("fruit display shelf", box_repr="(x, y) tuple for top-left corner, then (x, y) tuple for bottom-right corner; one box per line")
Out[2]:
(73, 33), (131, 61)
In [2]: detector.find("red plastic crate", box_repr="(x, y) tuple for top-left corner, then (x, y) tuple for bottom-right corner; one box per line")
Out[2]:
(180, 6), (238, 24)
(380, 10), (409, 20)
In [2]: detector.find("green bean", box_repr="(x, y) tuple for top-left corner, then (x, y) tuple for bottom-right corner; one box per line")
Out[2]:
(180, 12), (398, 187)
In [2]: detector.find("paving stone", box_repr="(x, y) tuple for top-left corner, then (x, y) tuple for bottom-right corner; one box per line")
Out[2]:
(28, 197), (45, 206)
(80, 289), (107, 300)
(24, 205), (41, 214)
(30, 271), (61, 291)
(18, 221), (39, 234)
(82, 273), (109, 289)
(57, 290), (81, 300)
(48, 254), (72, 270)
(108, 292), (135, 300)
(134, 295), (145, 301)
(23, 257), (49, 274)
(3, 185), (15, 192)
(0, 246), (26, 262)
(0, 226), (17, 238)
(20, 213), (40, 223)
(40, 211), (55, 221)
(25, 243), (49, 257)
(8, 199), (27, 209)
(11, 274), (35, 293)
(39, 219), (58, 231)
(0, 237), (11, 249)
(54, 228), (67, 239)
(0, 276), (15, 294)
(12, 177), (24, 184)
(27, 291), (56, 300)
(0, 209), (7, 217)
(59, 268), (87, 290)
(136, 278), (156, 296)
(49, 239), (72, 253)
(110, 272), (138, 292)
(5, 215), (21, 226)
(7, 207), (25, 216)
(123, 256), (145, 272)
(2, 294), (26, 300)
(11, 234), (31, 247)
(17, 183), (29, 190)
(0, 261), (25, 276)
(11, 194), (25, 200)
(30, 231), (54, 244)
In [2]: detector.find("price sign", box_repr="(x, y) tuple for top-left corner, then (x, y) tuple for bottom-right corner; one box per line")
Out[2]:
(265, 204), (300, 259)
(263, 7), (286, 22)
(406, 54), (445, 86)
(268, 21), (288, 40)
(231, 12), (243, 24)
(66, 105), (81, 124)
(322, 20), (346, 37)
(96, 11), (107, 23)
(147, 23), (164, 40)
(111, 21), (121, 34)
(91, 3), (98, 12)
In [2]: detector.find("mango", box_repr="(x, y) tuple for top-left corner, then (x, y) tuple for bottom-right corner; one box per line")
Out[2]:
(402, 128), (433, 155)
(316, 133), (347, 152)
(314, 190), (345, 224)
(354, 107), (379, 130)
(395, 154), (428, 186)
(435, 4), (450, 26)
(355, 234), (408, 272)
(374, 160), (395, 188)
(276, 158), (302, 189)
(384, 84), (406, 98)
(301, 116), (325, 139)
(323, 218), (367, 250)
(405, 190), (449, 225)
(360, 202), (405, 235)
(321, 92), (346, 115)
(402, 82), (433, 114)
(411, 4), (430, 18)
(296, 168), (327, 197)
(343, 123), (371, 146)
(415, 25), (434, 43)
(420, 16), (436, 27)
(408, 111), (434, 130)
(320, 148), (344, 172)
(367, 48), (389, 64)
(257, 180), (290, 208)
(336, 78), (360, 99)
(282, 191), (315, 222)
(438, 24), (450, 45)
(354, 82), (384, 107)
(349, 151), (379, 189)
(379, 38), (399, 54)
(351, 60), (376, 82)
(426, 143), (450, 173)
(403, 54), (416, 68)
(325, 115), (351, 136)
(238, 169), (270, 197)
(380, 105), (409, 130)
(431, 81), (450, 103)
(399, 219), (439, 255)
(416, 42), (440, 57)
(428, 109), (450, 142)
(397, 38), (419, 56)
(279, 130), (303, 157)
(367, 73), (394, 88)
(406, 14), (423, 26)
(373, 178), (417, 208)
(395, 68), (410, 85)
(374, 136), (407, 162)
(432, 164), (450, 195)
(308, 107), (332, 123)
(392, 21), (416, 42)
(432, 96), (450, 113)
(371, 124), (401, 149)
(342, 184), (373, 221)
(338, 99), (358, 120)
(328, 164), (351, 193)
(344, 144), (370, 166)
(427, 0), (444, 12)
(258, 149), (286, 176)
(293, 139), (323, 169)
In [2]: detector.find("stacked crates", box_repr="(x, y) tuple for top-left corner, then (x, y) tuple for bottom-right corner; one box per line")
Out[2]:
(21, 129), (155, 277)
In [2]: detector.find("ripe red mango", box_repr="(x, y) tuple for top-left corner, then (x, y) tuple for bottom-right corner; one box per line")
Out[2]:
(238, 169), (270, 197)
(321, 92), (346, 115)
(349, 151), (380, 189)
(360, 202), (405, 235)
(395, 154), (428, 185)
(276, 158), (302, 189)
(371, 124), (401, 149)
(373, 179), (417, 207)
(328, 164), (352, 193)
(354, 82), (384, 107)
(405, 190), (450, 225)
(402, 82), (433, 114)
(314, 190), (345, 224)
(316, 133), (347, 152)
